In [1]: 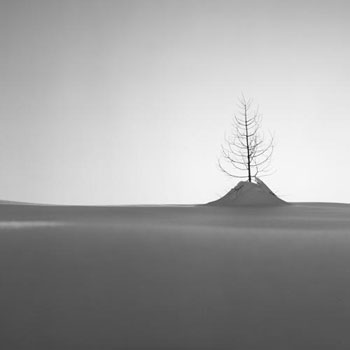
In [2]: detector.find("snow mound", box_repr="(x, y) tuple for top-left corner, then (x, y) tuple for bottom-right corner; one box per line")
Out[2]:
(208, 178), (287, 206)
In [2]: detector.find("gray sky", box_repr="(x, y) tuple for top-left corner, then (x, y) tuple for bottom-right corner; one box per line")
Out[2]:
(1, 0), (350, 204)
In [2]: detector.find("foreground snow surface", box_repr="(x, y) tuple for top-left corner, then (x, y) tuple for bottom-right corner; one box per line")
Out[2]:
(1, 203), (350, 350)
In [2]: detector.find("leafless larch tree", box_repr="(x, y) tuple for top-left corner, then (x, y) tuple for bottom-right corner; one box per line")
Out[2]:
(218, 96), (274, 182)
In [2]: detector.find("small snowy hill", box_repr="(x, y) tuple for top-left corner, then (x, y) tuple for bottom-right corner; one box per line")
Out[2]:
(208, 178), (287, 206)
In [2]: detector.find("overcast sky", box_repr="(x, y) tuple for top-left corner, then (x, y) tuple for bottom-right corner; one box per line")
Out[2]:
(0, 0), (350, 204)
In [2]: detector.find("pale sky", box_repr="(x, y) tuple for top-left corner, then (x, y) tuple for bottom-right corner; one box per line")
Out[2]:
(1, 0), (350, 205)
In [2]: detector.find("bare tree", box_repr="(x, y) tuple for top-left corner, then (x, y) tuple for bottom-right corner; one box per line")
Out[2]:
(218, 96), (273, 182)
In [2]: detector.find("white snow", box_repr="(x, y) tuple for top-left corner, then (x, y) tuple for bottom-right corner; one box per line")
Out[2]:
(208, 178), (286, 206)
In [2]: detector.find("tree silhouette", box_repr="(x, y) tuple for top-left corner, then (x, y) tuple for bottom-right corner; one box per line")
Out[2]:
(218, 96), (273, 182)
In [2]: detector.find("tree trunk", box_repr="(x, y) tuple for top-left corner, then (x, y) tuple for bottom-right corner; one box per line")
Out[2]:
(244, 104), (252, 182)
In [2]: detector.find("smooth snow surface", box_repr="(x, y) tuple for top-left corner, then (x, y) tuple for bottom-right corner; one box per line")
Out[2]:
(1, 203), (350, 349)
(208, 179), (287, 206)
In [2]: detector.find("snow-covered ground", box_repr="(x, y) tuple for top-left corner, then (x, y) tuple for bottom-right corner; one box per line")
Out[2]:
(1, 202), (350, 349)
